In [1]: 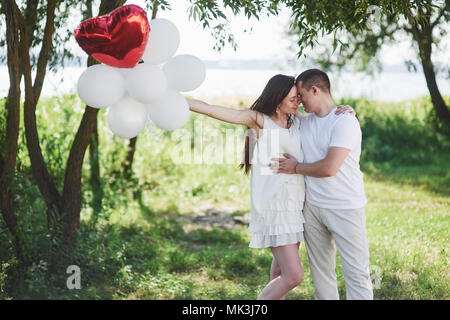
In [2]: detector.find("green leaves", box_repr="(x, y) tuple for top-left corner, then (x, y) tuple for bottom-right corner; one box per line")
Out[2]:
(145, 0), (171, 13)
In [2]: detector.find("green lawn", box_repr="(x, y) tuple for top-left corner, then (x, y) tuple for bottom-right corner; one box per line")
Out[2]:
(86, 171), (448, 300)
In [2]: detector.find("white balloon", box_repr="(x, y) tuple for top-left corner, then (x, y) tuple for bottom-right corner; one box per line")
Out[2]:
(115, 67), (133, 78)
(147, 91), (190, 131)
(163, 54), (206, 92)
(107, 95), (148, 139)
(142, 18), (180, 65)
(125, 63), (168, 104)
(77, 64), (125, 108)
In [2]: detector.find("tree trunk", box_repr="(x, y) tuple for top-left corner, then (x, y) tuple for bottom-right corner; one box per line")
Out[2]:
(420, 52), (450, 128)
(123, 137), (137, 179)
(89, 111), (103, 226)
(0, 0), (21, 237)
(62, 105), (99, 239)
(413, 20), (450, 128)
(83, 0), (103, 226)
(0, 0), (25, 262)
(61, 0), (126, 240)
(20, 0), (64, 227)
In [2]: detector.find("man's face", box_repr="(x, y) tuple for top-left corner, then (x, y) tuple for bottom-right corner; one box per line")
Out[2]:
(296, 82), (316, 113)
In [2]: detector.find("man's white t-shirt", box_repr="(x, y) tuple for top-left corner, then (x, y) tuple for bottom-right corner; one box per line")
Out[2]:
(299, 107), (367, 209)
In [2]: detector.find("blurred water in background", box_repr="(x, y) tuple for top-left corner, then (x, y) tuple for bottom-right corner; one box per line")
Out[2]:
(0, 65), (449, 102)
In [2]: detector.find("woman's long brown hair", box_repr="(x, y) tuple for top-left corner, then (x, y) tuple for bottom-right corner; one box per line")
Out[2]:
(239, 74), (295, 175)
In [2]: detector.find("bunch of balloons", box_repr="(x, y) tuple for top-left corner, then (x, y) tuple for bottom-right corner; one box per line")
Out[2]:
(74, 4), (205, 139)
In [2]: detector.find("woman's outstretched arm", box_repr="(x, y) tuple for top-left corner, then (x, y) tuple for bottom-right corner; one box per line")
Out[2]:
(187, 98), (261, 129)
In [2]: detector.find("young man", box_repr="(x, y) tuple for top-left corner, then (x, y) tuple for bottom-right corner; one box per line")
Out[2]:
(270, 69), (373, 300)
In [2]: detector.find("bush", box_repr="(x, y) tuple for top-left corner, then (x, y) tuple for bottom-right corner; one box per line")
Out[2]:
(337, 96), (449, 167)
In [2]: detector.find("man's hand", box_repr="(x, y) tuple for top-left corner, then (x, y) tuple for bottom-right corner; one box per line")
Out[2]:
(269, 153), (298, 174)
(271, 147), (351, 178)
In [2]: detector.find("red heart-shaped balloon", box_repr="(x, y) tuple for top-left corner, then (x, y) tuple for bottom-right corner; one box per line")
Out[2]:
(74, 5), (149, 68)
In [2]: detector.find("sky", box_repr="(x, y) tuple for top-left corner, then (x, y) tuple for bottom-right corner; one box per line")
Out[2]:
(3, 0), (448, 66)
(67, 0), (290, 62)
(120, 0), (449, 66)
(126, 0), (293, 61)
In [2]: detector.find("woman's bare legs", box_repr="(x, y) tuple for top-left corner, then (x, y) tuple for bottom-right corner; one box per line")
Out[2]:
(270, 241), (300, 280)
(269, 241), (300, 299)
(270, 242), (300, 279)
(258, 242), (303, 300)
(269, 255), (287, 300)
(270, 256), (281, 280)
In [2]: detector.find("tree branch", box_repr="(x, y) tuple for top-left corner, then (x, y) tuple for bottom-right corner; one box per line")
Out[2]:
(431, 3), (449, 29)
(151, 0), (158, 19)
(24, 0), (39, 44)
(15, 0), (64, 223)
(32, 0), (56, 103)
(13, 0), (34, 102)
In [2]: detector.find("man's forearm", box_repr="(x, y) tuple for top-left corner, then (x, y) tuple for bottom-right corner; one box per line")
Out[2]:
(294, 160), (334, 178)
(272, 148), (348, 176)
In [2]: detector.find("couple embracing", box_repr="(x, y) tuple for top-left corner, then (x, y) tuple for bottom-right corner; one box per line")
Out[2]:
(187, 69), (373, 300)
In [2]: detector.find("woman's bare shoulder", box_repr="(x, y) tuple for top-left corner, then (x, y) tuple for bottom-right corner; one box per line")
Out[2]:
(247, 110), (264, 129)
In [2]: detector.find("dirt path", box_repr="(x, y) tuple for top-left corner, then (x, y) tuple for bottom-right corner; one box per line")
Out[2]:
(179, 205), (250, 231)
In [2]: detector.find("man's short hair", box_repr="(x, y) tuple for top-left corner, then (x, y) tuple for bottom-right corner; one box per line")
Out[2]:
(296, 69), (331, 93)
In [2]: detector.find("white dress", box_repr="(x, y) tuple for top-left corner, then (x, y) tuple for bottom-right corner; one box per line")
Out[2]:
(248, 114), (306, 248)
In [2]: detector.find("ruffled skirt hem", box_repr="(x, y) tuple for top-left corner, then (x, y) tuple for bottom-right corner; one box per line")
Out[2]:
(249, 231), (304, 248)
(248, 174), (305, 248)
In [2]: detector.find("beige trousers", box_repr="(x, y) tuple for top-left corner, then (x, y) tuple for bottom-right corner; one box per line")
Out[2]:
(303, 201), (373, 300)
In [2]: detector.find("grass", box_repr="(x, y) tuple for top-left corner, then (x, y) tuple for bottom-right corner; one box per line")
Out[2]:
(0, 94), (448, 300)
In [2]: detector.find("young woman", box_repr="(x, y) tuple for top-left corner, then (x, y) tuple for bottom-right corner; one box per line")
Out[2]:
(187, 74), (354, 300)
